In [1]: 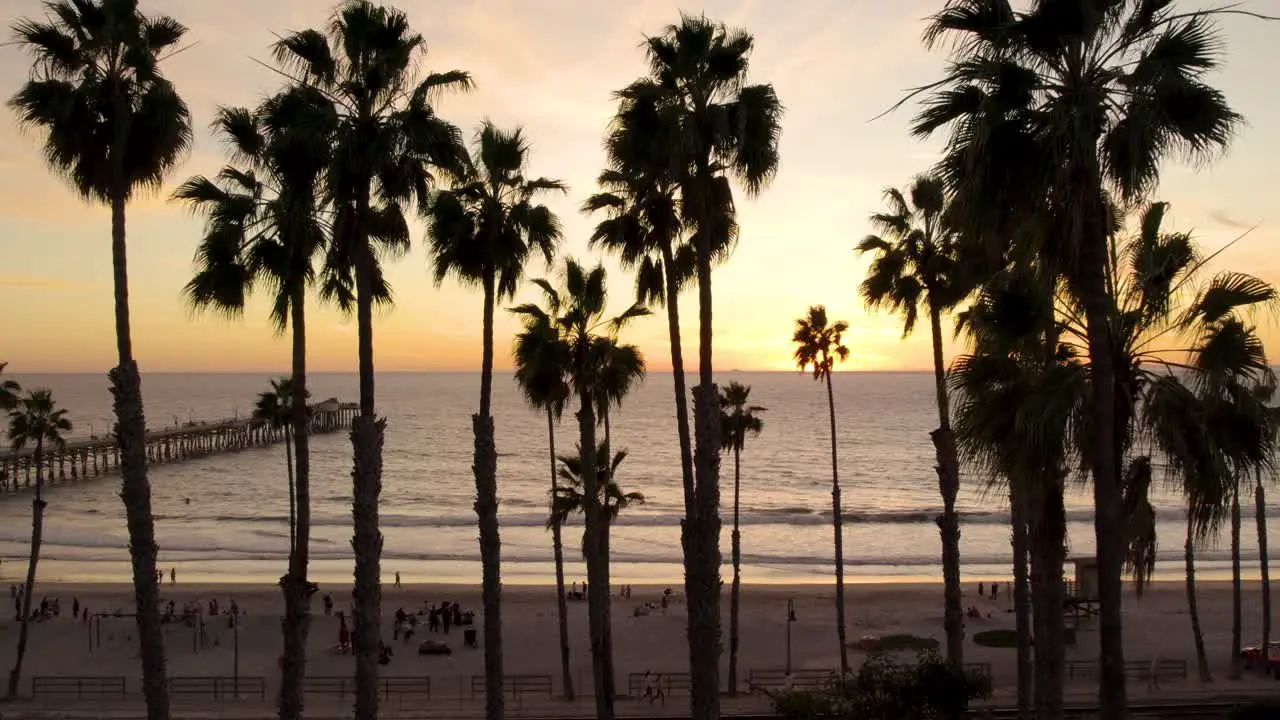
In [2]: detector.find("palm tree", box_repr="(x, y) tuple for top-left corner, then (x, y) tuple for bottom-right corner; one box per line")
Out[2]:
(791, 305), (851, 676)
(718, 381), (764, 695)
(590, 336), (645, 702)
(1144, 374), (1220, 681)
(512, 257), (648, 720)
(6, 389), (71, 697)
(1188, 319), (1276, 679)
(856, 174), (969, 667)
(273, 3), (470, 715)
(551, 442), (647, 559)
(10, 2), (192, 713)
(252, 378), (312, 553)
(586, 90), (696, 589)
(917, 5), (1249, 714)
(174, 85), (335, 720)
(951, 266), (1083, 719)
(633, 18), (783, 714)
(425, 121), (563, 712)
(0, 363), (19, 411)
(512, 301), (574, 700)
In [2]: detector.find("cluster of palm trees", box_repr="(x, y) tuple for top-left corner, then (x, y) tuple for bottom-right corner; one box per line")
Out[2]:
(9, 2), (1276, 720)
(0, 366), (73, 699)
(834, 3), (1278, 720)
(8, 1), (780, 719)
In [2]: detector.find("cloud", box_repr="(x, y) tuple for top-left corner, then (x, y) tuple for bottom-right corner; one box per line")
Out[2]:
(1209, 209), (1257, 231)
(0, 274), (96, 291)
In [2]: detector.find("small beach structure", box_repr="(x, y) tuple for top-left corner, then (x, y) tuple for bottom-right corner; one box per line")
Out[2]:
(1065, 556), (1101, 622)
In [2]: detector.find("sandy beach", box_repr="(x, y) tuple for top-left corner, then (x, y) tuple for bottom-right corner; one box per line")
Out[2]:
(0, 578), (1276, 714)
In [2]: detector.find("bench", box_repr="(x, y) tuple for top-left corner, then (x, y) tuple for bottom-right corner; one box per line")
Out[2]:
(171, 676), (265, 700)
(32, 676), (127, 699)
(305, 676), (355, 699)
(469, 674), (553, 700)
(627, 672), (691, 701)
(1065, 658), (1188, 683)
(382, 676), (431, 700)
(305, 676), (430, 700)
(748, 668), (837, 692)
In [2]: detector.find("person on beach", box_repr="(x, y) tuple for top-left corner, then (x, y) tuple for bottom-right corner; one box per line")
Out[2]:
(978, 581), (984, 597)
(170, 567), (176, 585)
(442, 607), (452, 634)
(991, 583), (999, 601)
(395, 571), (401, 588)
(338, 615), (350, 654)
(72, 597), (79, 618)
(323, 593), (333, 616)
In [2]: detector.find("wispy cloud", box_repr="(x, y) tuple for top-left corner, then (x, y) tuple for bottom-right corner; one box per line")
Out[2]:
(1209, 209), (1257, 231)
(0, 274), (96, 291)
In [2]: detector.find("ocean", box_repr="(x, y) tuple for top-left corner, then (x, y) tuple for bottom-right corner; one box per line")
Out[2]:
(0, 371), (1272, 585)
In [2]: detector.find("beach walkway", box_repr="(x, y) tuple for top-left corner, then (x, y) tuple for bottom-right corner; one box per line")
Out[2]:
(0, 399), (357, 491)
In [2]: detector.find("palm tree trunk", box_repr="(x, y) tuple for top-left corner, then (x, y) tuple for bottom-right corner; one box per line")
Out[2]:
(577, 389), (614, 720)
(689, 242), (722, 719)
(350, 189), (383, 720)
(547, 408), (574, 701)
(1011, 486), (1033, 720)
(728, 445), (742, 696)
(825, 371), (849, 676)
(1257, 469), (1271, 668)
(1030, 484), (1067, 720)
(1078, 226), (1127, 719)
(660, 244), (696, 525)
(109, 168), (169, 720)
(928, 306), (964, 668)
(474, 274), (505, 720)
(662, 244), (703, 705)
(285, 427), (296, 554)
(7, 443), (44, 698)
(279, 287), (312, 720)
(1030, 536), (1048, 716)
(1184, 512), (1212, 682)
(1230, 483), (1243, 680)
(600, 410), (616, 702)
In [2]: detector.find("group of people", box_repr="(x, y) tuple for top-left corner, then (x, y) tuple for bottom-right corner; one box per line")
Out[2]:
(161, 596), (238, 628)
(9, 585), (84, 622)
(567, 581), (636, 601)
(976, 581), (1010, 602)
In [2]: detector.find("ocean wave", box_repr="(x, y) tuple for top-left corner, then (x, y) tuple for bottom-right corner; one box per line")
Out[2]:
(10, 541), (1255, 569)
(138, 505), (1280, 529)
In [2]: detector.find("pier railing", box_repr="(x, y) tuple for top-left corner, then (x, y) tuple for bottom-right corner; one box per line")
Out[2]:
(0, 402), (357, 491)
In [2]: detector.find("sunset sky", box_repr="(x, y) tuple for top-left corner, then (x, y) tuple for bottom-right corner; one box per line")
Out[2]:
(2, 0), (1277, 373)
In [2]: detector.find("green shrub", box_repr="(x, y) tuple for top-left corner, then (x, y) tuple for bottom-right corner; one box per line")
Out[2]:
(770, 650), (993, 719)
(972, 627), (1075, 648)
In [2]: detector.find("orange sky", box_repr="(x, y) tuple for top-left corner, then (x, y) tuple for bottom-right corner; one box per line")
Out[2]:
(2, 0), (1278, 373)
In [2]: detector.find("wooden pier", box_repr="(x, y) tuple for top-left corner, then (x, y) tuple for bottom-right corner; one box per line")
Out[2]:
(0, 399), (357, 492)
